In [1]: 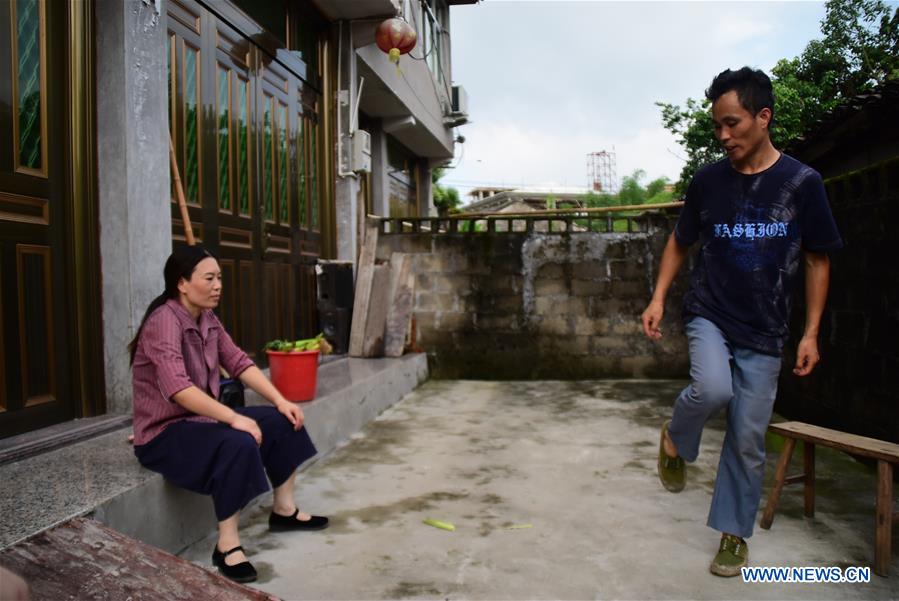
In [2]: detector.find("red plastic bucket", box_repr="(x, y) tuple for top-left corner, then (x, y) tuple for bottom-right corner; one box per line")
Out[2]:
(266, 350), (319, 402)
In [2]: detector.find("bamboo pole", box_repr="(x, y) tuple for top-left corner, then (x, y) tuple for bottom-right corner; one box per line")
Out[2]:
(168, 134), (196, 246)
(169, 134), (228, 378)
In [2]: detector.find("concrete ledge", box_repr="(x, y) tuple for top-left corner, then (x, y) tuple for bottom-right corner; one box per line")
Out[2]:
(0, 354), (427, 554)
(91, 472), (219, 555)
(290, 354), (430, 455)
(93, 353), (427, 553)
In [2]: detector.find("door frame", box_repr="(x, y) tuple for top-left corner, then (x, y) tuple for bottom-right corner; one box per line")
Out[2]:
(66, 0), (104, 418)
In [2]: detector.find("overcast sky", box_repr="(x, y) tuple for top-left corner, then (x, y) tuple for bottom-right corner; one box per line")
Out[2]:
(444, 0), (837, 202)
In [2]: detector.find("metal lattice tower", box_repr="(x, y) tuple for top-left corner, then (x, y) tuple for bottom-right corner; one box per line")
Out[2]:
(586, 151), (618, 194)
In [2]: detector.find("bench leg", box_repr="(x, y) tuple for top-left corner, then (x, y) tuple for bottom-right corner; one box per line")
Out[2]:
(761, 437), (796, 530)
(875, 460), (893, 577)
(804, 442), (815, 518)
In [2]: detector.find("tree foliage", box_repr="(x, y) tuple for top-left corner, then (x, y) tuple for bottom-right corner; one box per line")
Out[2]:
(657, 0), (899, 192)
(618, 169), (648, 206)
(432, 167), (461, 213)
(582, 169), (673, 208)
(582, 190), (617, 208)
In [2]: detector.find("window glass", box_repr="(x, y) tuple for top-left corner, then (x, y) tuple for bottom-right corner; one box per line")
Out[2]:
(237, 77), (251, 216)
(217, 66), (231, 210)
(263, 97), (274, 220)
(15, 0), (43, 171)
(278, 104), (288, 223)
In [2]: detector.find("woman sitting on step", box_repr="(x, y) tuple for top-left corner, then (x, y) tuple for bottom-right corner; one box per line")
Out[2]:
(129, 245), (328, 584)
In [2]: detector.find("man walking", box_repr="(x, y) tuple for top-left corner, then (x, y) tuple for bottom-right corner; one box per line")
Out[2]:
(641, 67), (842, 576)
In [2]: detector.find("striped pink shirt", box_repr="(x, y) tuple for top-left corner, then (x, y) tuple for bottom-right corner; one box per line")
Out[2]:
(131, 299), (255, 446)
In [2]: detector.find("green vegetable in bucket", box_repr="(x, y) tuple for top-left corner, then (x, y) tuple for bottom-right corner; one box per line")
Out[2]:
(263, 333), (333, 354)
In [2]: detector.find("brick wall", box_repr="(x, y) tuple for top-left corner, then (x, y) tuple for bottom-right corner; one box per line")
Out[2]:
(378, 223), (692, 379)
(778, 156), (899, 443)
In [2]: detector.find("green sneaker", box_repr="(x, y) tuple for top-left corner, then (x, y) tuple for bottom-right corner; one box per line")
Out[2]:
(710, 534), (748, 577)
(657, 420), (685, 492)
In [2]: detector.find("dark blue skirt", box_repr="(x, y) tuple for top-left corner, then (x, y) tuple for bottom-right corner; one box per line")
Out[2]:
(135, 406), (317, 520)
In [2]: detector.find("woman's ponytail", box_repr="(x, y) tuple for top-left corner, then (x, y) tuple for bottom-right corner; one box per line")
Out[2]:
(128, 292), (173, 365)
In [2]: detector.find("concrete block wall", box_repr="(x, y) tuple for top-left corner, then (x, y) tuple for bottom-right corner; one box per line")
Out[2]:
(379, 225), (692, 380)
(777, 157), (899, 443)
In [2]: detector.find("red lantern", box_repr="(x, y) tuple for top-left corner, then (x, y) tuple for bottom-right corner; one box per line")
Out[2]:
(375, 18), (417, 65)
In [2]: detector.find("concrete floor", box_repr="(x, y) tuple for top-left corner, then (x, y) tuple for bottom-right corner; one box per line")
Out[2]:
(181, 380), (899, 600)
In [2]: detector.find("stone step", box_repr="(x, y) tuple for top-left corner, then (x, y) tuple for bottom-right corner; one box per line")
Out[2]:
(0, 517), (278, 600)
(93, 353), (428, 553)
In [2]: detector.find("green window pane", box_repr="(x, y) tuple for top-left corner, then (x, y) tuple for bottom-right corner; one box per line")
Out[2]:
(310, 123), (318, 229)
(238, 80), (250, 215)
(278, 105), (288, 223)
(184, 46), (199, 204)
(263, 100), (273, 220)
(16, 0), (42, 170)
(297, 117), (306, 228)
(217, 67), (230, 210)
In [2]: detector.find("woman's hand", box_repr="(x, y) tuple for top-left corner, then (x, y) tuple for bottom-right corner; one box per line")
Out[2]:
(229, 413), (263, 444)
(276, 400), (304, 431)
(237, 366), (306, 429)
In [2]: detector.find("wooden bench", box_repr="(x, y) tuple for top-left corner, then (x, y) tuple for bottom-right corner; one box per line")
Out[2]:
(760, 421), (899, 576)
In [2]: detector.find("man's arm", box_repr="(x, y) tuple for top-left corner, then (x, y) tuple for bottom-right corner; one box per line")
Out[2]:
(793, 250), (830, 376)
(641, 232), (690, 339)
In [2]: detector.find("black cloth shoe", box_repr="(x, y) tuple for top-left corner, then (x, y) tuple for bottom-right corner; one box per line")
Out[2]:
(212, 544), (257, 583)
(269, 509), (330, 532)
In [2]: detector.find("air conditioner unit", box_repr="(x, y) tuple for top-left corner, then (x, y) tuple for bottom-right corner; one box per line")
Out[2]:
(451, 84), (469, 117)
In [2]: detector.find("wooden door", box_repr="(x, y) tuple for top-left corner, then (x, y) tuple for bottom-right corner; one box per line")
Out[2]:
(210, 15), (260, 356)
(258, 57), (296, 345)
(0, 0), (75, 436)
(167, 0), (327, 358)
(387, 136), (420, 218)
(295, 76), (323, 335)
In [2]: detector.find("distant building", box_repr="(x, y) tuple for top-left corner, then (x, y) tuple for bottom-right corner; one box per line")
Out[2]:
(467, 186), (516, 202)
(463, 186), (592, 214)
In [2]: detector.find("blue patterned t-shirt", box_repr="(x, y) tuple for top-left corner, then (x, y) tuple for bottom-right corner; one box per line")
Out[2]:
(674, 153), (842, 356)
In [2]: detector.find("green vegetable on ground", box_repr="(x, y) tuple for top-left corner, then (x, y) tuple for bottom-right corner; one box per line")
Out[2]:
(422, 518), (455, 532)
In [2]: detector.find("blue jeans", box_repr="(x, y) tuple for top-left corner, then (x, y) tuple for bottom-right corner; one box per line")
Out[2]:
(667, 316), (781, 539)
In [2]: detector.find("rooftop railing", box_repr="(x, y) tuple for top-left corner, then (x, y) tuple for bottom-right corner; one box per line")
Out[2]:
(376, 201), (683, 235)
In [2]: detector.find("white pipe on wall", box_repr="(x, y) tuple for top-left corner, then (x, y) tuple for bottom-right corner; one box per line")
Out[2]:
(336, 20), (356, 178)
